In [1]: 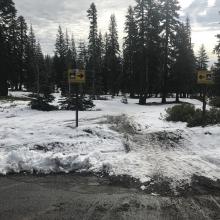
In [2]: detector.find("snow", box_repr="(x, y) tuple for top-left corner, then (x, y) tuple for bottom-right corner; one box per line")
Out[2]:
(0, 92), (220, 190)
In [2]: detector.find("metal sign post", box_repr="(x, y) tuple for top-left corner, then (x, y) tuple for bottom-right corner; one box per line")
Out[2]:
(202, 85), (207, 118)
(76, 85), (79, 127)
(197, 70), (214, 118)
(68, 69), (86, 127)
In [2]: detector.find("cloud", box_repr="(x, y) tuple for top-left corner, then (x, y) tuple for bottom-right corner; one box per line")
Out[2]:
(13, 0), (134, 54)
(181, 0), (219, 65)
(183, 0), (219, 31)
(13, 0), (219, 65)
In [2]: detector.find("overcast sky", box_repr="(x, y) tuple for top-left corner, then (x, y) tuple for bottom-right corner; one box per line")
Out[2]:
(13, 0), (219, 65)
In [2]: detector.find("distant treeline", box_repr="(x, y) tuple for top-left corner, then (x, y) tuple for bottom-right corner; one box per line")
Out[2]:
(0, 0), (220, 103)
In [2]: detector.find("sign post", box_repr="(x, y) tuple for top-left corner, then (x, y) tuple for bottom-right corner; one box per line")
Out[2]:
(197, 70), (214, 117)
(68, 69), (86, 127)
(76, 85), (79, 127)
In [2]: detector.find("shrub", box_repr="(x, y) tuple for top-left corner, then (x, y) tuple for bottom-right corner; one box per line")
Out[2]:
(206, 108), (220, 124)
(165, 104), (196, 123)
(187, 109), (203, 127)
(30, 95), (57, 111)
(165, 104), (220, 127)
(60, 96), (95, 111)
(0, 95), (31, 102)
(210, 97), (220, 108)
(121, 96), (128, 104)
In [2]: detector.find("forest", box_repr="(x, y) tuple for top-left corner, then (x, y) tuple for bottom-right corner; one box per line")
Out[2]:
(0, 0), (220, 105)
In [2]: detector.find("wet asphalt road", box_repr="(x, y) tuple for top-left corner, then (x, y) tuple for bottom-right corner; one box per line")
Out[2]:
(0, 174), (220, 220)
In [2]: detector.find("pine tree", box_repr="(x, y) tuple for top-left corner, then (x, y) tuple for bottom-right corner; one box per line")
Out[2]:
(87, 3), (99, 96)
(145, 0), (163, 99)
(77, 40), (88, 69)
(44, 55), (54, 95)
(134, 0), (162, 104)
(96, 31), (104, 94)
(197, 44), (209, 70)
(102, 33), (110, 94)
(172, 20), (196, 102)
(123, 6), (139, 97)
(0, 0), (17, 96)
(159, 0), (180, 103)
(213, 16), (220, 95)
(106, 14), (120, 95)
(65, 29), (72, 69)
(54, 25), (67, 91)
(25, 25), (37, 91)
(55, 26), (67, 58)
(16, 16), (28, 90)
(183, 18), (196, 97)
(35, 41), (45, 94)
(134, 0), (147, 102)
(71, 34), (77, 69)
(30, 42), (56, 111)
(8, 15), (20, 90)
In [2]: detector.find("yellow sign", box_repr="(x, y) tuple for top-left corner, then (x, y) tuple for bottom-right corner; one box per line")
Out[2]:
(197, 70), (214, 85)
(68, 69), (86, 84)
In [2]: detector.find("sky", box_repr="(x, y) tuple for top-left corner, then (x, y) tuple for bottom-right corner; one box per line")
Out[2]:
(13, 0), (219, 65)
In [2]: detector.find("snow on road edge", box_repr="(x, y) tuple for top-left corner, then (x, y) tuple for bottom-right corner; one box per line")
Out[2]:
(0, 93), (219, 191)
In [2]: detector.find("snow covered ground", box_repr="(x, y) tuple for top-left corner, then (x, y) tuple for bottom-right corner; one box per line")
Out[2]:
(0, 92), (220, 192)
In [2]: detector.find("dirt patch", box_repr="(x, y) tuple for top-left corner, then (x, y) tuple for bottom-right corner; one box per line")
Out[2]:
(131, 130), (185, 150)
(145, 130), (184, 149)
(2, 174), (220, 220)
(31, 142), (65, 152)
(185, 175), (220, 196)
(105, 114), (141, 135)
(104, 173), (220, 197)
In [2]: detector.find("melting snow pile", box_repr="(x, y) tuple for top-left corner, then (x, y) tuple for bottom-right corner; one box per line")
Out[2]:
(0, 92), (220, 190)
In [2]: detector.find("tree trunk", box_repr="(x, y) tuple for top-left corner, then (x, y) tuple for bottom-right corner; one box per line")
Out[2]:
(162, 93), (167, 104)
(162, 5), (169, 104)
(139, 94), (147, 105)
(0, 79), (8, 96)
(176, 92), (180, 103)
(130, 92), (135, 99)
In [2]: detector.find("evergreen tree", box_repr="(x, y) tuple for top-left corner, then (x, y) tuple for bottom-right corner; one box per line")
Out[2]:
(35, 41), (46, 94)
(97, 32), (104, 93)
(77, 40), (88, 69)
(55, 26), (67, 57)
(134, 0), (148, 102)
(159, 0), (180, 103)
(44, 55), (54, 95)
(213, 20), (220, 95)
(123, 6), (139, 97)
(65, 29), (72, 69)
(102, 33), (110, 94)
(30, 42), (56, 111)
(172, 20), (196, 102)
(54, 25), (67, 91)
(8, 14), (20, 90)
(25, 25), (37, 91)
(71, 34), (77, 69)
(106, 14), (120, 95)
(144, 0), (163, 99)
(134, 0), (162, 104)
(196, 45), (209, 98)
(0, 0), (17, 96)
(197, 44), (209, 70)
(16, 16), (28, 90)
(87, 2), (99, 96)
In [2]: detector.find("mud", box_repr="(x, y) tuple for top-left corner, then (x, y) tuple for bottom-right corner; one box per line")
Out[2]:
(0, 174), (219, 220)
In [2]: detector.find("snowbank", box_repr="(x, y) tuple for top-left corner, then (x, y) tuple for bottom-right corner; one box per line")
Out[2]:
(0, 93), (219, 191)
